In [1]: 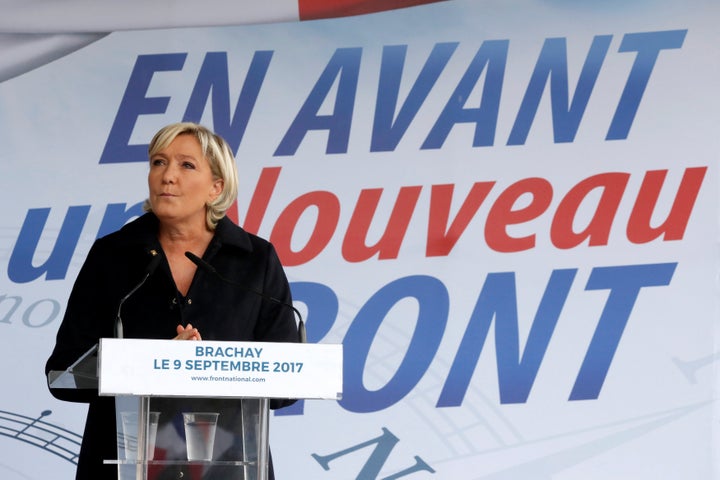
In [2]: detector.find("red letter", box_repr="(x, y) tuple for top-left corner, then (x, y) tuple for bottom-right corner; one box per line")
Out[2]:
(342, 186), (422, 262)
(627, 167), (707, 243)
(426, 182), (494, 257)
(485, 178), (552, 252)
(270, 191), (340, 266)
(551, 172), (629, 249)
(242, 167), (281, 234)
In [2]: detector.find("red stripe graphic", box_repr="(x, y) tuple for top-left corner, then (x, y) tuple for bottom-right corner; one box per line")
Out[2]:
(298, 0), (444, 21)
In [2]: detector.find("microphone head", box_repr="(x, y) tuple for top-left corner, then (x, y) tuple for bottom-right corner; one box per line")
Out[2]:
(145, 250), (163, 274)
(184, 251), (201, 263)
(185, 251), (217, 274)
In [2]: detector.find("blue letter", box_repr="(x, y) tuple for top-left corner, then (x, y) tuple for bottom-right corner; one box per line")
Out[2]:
(99, 53), (186, 164)
(422, 39), (508, 149)
(274, 47), (362, 156)
(275, 281), (339, 416)
(96, 202), (144, 238)
(8, 206), (90, 283)
(370, 43), (458, 152)
(570, 263), (676, 400)
(437, 269), (576, 406)
(340, 276), (448, 413)
(606, 30), (686, 140)
(183, 51), (273, 153)
(508, 35), (612, 145)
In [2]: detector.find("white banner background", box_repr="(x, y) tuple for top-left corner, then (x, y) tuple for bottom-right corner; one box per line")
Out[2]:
(0, 0), (718, 478)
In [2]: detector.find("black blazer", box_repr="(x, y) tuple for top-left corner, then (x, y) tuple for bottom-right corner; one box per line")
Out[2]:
(46, 213), (298, 479)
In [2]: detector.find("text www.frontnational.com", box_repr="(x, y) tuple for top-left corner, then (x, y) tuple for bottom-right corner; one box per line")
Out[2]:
(191, 375), (267, 383)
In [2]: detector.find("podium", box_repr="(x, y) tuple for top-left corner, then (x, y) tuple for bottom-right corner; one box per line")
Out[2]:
(48, 338), (343, 480)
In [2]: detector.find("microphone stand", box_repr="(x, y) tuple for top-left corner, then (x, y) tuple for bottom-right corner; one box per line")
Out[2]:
(185, 251), (307, 343)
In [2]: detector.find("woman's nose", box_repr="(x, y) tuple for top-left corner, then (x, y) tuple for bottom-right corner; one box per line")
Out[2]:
(161, 163), (178, 182)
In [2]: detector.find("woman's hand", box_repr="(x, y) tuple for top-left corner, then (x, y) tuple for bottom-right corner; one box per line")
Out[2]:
(174, 323), (202, 340)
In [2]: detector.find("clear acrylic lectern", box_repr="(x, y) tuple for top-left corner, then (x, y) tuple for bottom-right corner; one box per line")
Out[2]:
(48, 338), (343, 480)
(112, 394), (268, 480)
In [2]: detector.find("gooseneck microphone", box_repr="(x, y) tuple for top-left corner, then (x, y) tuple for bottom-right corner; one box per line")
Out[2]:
(184, 251), (307, 343)
(115, 249), (162, 338)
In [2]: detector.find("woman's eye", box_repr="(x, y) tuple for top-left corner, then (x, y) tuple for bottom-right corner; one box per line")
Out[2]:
(182, 162), (196, 169)
(151, 158), (165, 166)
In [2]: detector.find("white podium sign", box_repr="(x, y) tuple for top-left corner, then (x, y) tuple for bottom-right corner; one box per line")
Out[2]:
(98, 338), (343, 400)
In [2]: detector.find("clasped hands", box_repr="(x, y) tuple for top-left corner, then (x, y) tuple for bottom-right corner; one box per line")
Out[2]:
(174, 323), (202, 341)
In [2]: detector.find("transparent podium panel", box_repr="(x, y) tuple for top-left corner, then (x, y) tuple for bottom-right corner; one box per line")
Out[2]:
(111, 396), (269, 480)
(47, 344), (99, 390)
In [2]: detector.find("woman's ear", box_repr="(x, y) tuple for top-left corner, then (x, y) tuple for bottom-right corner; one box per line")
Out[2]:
(210, 178), (224, 201)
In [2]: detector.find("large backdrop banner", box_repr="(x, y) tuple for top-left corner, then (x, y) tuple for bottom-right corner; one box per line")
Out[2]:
(0, 0), (718, 478)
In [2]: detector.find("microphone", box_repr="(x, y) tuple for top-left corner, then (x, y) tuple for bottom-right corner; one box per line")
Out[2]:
(115, 249), (162, 338)
(184, 251), (307, 343)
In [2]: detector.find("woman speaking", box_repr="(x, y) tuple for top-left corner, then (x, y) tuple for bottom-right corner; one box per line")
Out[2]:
(46, 122), (299, 479)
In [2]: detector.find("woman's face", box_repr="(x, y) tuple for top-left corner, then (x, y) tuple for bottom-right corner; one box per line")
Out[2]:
(147, 134), (223, 229)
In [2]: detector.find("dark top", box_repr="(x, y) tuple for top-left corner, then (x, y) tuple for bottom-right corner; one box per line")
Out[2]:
(45, 213), (298, 479)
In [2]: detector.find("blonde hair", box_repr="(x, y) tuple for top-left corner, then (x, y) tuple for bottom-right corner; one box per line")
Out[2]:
(143, 122), (239, 230)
